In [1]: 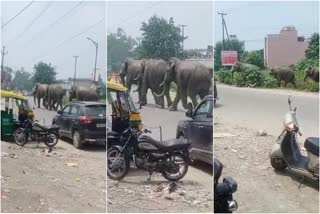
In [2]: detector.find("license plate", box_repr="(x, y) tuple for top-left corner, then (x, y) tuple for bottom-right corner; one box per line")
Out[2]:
(96, 123), (106, 128)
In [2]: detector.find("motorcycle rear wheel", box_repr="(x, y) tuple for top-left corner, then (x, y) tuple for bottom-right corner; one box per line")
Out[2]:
(44, 133), (59, 147)
(107, 147), (130, 181)
(162, 153), (189, 181)
(14, 128), (28, 146)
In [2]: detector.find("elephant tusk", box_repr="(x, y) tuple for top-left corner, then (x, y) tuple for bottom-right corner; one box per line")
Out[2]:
(133, 72), (141, 81)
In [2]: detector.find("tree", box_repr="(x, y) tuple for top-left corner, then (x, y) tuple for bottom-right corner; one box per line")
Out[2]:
(139, 15), (183, 60)
(33, 62), (56, 84)
(12, 68), (33, 91)
(305, 33), (319, 60)
(107, 28), (137, 71)
(1, 66), (13, 90)
(241, 49), (264, 68)
(214, 38), (245, 70)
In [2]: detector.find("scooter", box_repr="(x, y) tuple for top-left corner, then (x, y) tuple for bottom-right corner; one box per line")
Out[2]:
(269, 97), (319, 183)
(214, 158), (238, 213)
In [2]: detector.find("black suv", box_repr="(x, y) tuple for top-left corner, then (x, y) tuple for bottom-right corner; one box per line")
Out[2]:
(176, 95), (213, 165)
(53, 101), (106, 149)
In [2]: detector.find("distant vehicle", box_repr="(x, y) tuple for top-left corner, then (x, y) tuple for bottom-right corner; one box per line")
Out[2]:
(176, 95), (213, 165)
(52, 101), (106, 149)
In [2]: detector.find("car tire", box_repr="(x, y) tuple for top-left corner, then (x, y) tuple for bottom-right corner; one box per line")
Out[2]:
(73, 130), (83, 149)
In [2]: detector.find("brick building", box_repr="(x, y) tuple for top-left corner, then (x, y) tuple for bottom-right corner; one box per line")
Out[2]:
(264, 26), (308, 67)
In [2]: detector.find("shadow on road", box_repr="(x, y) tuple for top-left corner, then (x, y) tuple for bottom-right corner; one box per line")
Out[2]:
(60, 137), (106, 152)
(192, 161), (213, 175)
(274, 169), (319, 191)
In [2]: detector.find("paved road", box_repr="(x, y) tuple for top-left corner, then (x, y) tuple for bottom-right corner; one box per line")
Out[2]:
(215, 84), (319, 141)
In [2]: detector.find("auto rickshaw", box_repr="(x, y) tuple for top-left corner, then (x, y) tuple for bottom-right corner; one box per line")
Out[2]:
(1, 90), (34, 137)
(107, 74), (143, 134)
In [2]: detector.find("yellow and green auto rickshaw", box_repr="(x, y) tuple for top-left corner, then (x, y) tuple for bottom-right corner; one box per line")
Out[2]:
(1, 90), (34, 137)
(107, 75), (143, 133)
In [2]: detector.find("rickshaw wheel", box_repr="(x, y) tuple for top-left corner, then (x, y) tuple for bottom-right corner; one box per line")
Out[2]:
(14, 128), (28, 146)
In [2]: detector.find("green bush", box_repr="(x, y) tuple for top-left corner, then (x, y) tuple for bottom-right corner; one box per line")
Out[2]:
(216, 69), (233, 85)
(262, 71), (278, 88)
(233, 68), (264, 87)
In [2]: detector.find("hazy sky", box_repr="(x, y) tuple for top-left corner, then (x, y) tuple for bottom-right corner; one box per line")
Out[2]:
(1, 1), (106, 80)
(107, 1), (213, 49)
(214, 1), (319, 50)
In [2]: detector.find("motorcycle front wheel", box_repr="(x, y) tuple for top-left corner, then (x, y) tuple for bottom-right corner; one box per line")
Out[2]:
(107, 147), (130, 181)
(162, 153), (189, 181)
(44, 133), (59, 147)
(14, 128), (28, 146)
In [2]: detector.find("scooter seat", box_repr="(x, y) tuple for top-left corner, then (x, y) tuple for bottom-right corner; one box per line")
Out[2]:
(304, 137), (319, 156)
(139, 135), (190, 151)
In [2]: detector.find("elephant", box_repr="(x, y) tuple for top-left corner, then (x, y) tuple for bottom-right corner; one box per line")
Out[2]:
(155, 59), (212, 111)
(69, 84), (99, 102)
(47, 84), (66, 111)
(119, 59), (144, 98)
(33, 83), (49, 108)
(304, 66), (319, 82)
(231, 62), (259, 79)
(270, 65), (296, 87)
(140, 59), (172, 108)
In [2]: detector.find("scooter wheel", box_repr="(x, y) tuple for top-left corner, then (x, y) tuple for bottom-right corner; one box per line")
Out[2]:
(270, 158), (287, 170)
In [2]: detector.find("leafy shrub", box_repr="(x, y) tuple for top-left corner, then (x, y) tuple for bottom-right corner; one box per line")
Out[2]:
(262, 71), (278, 88)
(233, 68), (264, 87)
(216, 69), (233, 84)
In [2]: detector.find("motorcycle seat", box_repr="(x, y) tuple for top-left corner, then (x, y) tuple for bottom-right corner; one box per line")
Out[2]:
(304, 137), (319, 156)
(107, 131), (119, 137)
(139, 135), (190, 151)
(34, 123), (59, 131)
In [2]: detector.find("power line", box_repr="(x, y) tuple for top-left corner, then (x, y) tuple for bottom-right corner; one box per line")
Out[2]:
(32, 18), (104, 62)
(1, 0), (34, 29)
(26, 1), (84, 43)
(10, 1), (54, 43)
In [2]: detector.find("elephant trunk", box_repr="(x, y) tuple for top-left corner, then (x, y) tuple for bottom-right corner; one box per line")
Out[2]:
(304, 74), (308, 82)
(153, 72), (167, 97)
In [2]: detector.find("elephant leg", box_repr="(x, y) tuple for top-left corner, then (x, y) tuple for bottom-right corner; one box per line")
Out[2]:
(141, 83), (148, 106)
(284, 81), (288, 88)
(189, 93), (198, 110)
(169, 87), (182, 111)
(277, 80), (281, 87)
(37, 97), (41, 108)
(180, 90), (189, 110)
(165, 86), (172, 108)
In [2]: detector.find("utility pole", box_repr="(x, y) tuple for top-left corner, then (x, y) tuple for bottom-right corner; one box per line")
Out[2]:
(87, 37), (98, 84)
(178, 24), (187, 59)
(218, 12), (227, 50)
(73, 56), (79, 87)
(1, 46), (8, 73)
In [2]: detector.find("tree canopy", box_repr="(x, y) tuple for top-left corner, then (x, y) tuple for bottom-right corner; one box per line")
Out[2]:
(12, 68), (33, 91)
(138, 15), (184, 60)
(241, 49), (264, 68)
(214, 37), (245, 70)
(305, 33), (319, 60)
(107, 28), (137, 72)
(33, 62), (56, 84)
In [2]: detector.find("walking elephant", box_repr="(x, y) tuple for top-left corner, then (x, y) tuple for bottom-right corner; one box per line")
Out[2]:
(119, 59), (144, 98)
(47, 84), (66, 111)
(231, 62), (259, 79)
(140, 59), (172, 108)
(270, 65), (296, 87)
(304, 66), (319, 82)
(33, 83), (49, 108)
(155, 59), (212, 111)
(69, 84), (99, 102)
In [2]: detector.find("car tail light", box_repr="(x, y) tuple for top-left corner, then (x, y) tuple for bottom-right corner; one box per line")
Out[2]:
(80, 116), (93, 124)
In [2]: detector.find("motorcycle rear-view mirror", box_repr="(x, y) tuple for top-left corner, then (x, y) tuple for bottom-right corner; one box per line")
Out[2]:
(185, 110), (193, 118)
(288, 96), (292, 110)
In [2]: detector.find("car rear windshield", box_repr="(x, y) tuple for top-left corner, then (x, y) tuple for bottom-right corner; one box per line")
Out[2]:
(85, 105), (106, 117)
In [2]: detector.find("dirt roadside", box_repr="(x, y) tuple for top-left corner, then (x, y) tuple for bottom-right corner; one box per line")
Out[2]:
(214, 116), (319, 213)
(1, 139), (106, 213)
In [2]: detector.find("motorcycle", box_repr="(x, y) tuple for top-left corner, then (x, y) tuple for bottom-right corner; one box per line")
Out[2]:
(107, 126), (191, 181)
(14, 118), (59, 147)
(269, 97), (319, 183)
(214, 158), (238, 213)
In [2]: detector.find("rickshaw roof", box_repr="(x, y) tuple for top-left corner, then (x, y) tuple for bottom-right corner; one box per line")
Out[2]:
(107, 80), (128, 92)
(0, 90), (27, 100)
